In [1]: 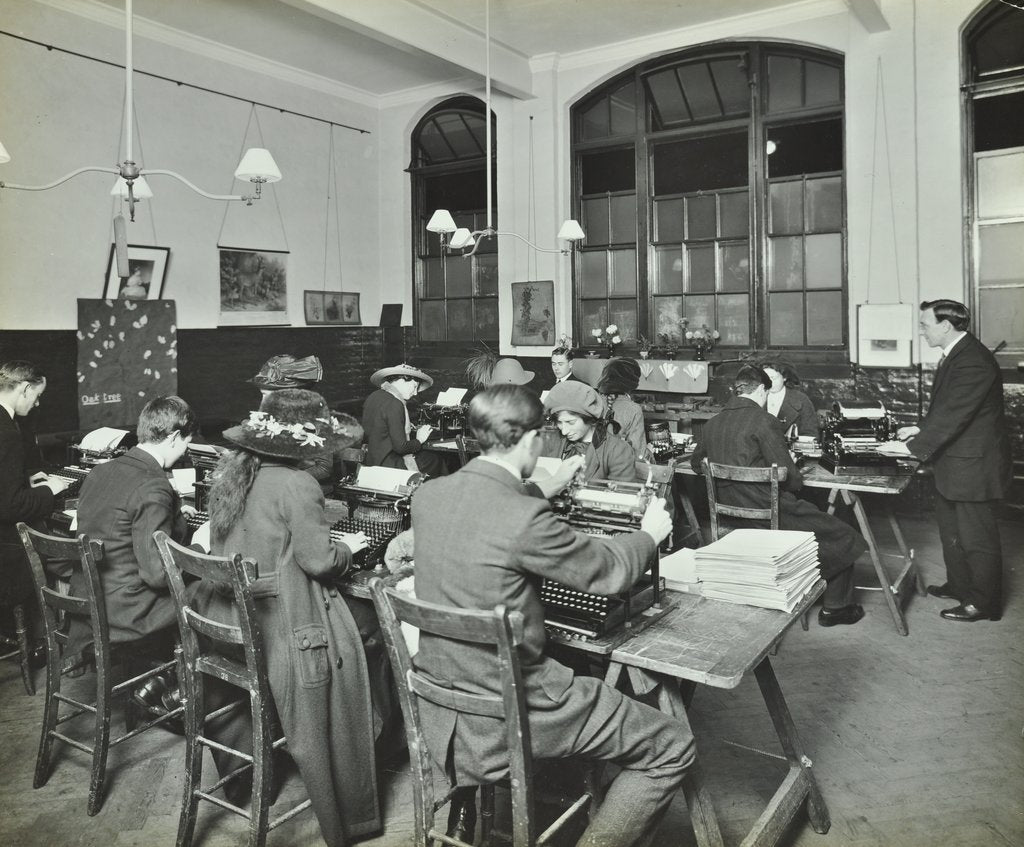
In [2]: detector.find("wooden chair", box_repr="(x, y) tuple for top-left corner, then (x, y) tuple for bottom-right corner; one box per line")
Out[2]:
(155, 531), (312, 847)
(0, 598), (34, 695)
(338, 443), (367, 472)
(17, 523), (183, 816)
(369, 578), (595, 847)
(454, 434), (471, 467)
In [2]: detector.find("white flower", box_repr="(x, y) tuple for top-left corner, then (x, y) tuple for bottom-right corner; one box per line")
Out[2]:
(606, 324), (618, 334)
(712, 330), (720, 339)
(612, 335), (622, 345)
(685, 331), (693, 339)
(591, 328), (603, 337)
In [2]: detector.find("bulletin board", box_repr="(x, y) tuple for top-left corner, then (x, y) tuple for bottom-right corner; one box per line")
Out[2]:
(856, 303), (914, 367)
(77, 299), (178, 428)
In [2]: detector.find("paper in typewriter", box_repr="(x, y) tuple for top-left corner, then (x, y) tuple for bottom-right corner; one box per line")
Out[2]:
(354, 465), (418, 492)
(434, 387), (468, 406)
(79, 427), (130, 452)
(575, 489), (642, 510)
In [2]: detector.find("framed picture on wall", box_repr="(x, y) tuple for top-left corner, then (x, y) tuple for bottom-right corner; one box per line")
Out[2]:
(103, 244), (170, 300)
(305, 291), (361, 325)
(218, 247), (290, 326)
(510, 280), (555, 346)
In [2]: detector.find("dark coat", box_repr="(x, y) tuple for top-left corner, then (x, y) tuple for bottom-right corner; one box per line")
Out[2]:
(771, 387), (820, 439)
(544, 431), (636, 483)
(67, 447), (188, 653)
(908, 333), (1012, 502)
(362, 388), (422, 469)
(195, 463), (380, 844)
(0, 406), (55, 602)
(412, 458), (656, 784)
(691, 396), (866, 579)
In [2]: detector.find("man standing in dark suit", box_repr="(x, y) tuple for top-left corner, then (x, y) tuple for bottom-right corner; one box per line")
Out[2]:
(692, 366), (867, 626)
(412, 385), (693, 847)
(897, 299), (1011, 622)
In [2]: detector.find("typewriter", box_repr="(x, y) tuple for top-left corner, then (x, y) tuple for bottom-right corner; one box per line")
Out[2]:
(70, 427), (136, 467)
(416, 403), (469, 439)
(543, 475), (663, 643)
(47, 464), (92, 500)
(184, 510), (209, 533)
(819, 402), (912, 475)
(187, 444), (224, 511)
(329, 518), (396, 570)
(333, 466), (423, 568)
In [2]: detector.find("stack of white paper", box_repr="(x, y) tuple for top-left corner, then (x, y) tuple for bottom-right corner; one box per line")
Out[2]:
(694, 529), (821, 612)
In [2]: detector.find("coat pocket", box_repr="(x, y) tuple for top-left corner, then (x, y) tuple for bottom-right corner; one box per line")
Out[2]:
(292, 624), (331, 688)
(944, 436), (984, 458)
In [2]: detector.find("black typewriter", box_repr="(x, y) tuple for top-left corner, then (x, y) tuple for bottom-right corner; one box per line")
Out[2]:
(48, 464), (92, 500)
(329, 518), (397, 570)
(185, 510), (209, 532)
(819, 402), (913, 476)
(416, 403), (468, 439)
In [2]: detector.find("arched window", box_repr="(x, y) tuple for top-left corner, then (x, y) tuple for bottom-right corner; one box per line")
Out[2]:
(410, 97), (498, 344)
(571, 44), (845, 354)
(964, 2), (1024, 355)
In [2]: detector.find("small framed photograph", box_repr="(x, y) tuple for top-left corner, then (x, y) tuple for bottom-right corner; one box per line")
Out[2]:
(307, 290), (361, 325)
(304, 290), (326, 324)
(103, 244), (170, 300)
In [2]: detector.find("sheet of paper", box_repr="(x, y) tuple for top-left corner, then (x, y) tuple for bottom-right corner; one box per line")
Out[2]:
(660, 547), (697, 584)
(170, 468), (196, 496)
(190, 520), (211, 553)
(527, 455), (562, 481)
(187, 443), (221, 458)
(540, 390), (550, 403)
(63, 509), (78, 532)
(435, 387), (468, 406)
(79, 427), (130, 452)
(874, 440), (911, 456)
(355, 465), (417, 492)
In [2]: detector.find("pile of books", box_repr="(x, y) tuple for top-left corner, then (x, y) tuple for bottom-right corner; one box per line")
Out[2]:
(694, 529), (821, 612)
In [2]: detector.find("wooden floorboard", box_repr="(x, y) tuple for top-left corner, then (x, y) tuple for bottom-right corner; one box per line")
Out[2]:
(0, 514), (1021, 847)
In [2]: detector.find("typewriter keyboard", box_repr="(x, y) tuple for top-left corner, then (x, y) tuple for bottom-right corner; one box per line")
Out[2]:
(185, 511), (209, 532)
(50, 465), (91, 498)
(329, 518), (397, 569)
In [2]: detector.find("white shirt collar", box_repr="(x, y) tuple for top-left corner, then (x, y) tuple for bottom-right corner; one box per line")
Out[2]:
(556, 371), (573, 383)
(941, 333), (966, 359)
(477, 454), (523, 481)
(0, 399), (15, 421)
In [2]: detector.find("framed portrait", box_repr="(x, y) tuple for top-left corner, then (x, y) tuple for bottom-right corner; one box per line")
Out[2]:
(509, 280), (555, 346)
(306, 290), (361, 325)
(103, 244), (170, 300)
(218, 247), (289, 326)
(304, 291), (325, 324)
(857, 303), (913, 367)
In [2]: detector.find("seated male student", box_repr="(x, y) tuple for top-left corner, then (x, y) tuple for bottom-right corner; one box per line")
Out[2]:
(411, 385), (694, 847)
(550, 346), (582, 385)
(67, 395), (199, 707)
(691, 365), (867, 626)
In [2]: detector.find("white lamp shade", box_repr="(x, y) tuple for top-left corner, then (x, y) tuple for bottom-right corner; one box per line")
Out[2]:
(557, 219), (586, 241)
(234, 148), (282, 183)
(426, 209), (457, 234)
(0, 141), (10, 164)
(110, 175), (153, 199)
(449, 228), (476, 250)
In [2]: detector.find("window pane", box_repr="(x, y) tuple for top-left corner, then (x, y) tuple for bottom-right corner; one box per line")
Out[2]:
(654, 246), (683, 294)
(709, 58), (750, 116)
(769, 292), (804, 345)
(686, 245), (715, 293)
(721, 242), (750, 292)
(768, 119), (843, 178)
(611, 249), (637, 295)
(608, 302), (638, 344)
(806, 291), (842, 345)
(584, 197), (610, 245)
(978, 222), (1024, 286)
(654, 198), (684, 243)
(448, 299), (474, 341)
(646, 68), (690, 128)
(653, 133), (748, 194)
(970, 9), (1024, 78)
(447, 254), (472, 297)
(677, 62), (721, 120)
(419, 300), (446, 341)
(974, 91), (1024, 152)
(805, 233), (842, 289)
(806, 176), (843, 231)
(768, 56), (802, 112)
(581, 300), (609, 343)
(683, 295), (715, 329)
(609, 82), (637, 136)
(769, 236), (803, 290)
(476, 253), (498, 296)
(769, 181), (803, 234)
(805, 61), (841, 107)
(719, 190), (749, 238)
(581, 148), (636, 193)
(977, 151), (1024, 219)
(581, 251), (608, 297)
(979, 287), (1024, 348)
(423, 218), (441, 256)
(718, 293), (750, 345)
(610, 194), (637, 243)
(654, 297), (684, 344)
(475, 298), (499, 340)
(424, 257), (445, 298)
(435, 112), (484, 158)
(581, 97), (609, 140)
(686, 195), (717, 239)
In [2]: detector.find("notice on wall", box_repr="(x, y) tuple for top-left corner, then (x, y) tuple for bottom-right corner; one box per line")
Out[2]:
(77, 299), (178, 429)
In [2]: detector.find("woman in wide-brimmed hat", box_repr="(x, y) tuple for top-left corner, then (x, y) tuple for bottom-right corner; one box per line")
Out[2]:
(194, 389), (390, 844)
(597, 357), (647, 458)
(362, 363), (446, 476)
(543, 380), (635, 482)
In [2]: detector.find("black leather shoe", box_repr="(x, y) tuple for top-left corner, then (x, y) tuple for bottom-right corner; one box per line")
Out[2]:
(926, 584), (959, 600)
(28, 642), (48, 670)
(818, 604), (865, 627)
(940, 603), (996, 622)
(131, 674), (169, 711)
(446, 790), (477, 844)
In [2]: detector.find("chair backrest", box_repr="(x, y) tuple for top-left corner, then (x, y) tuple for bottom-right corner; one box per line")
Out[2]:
(454, 434), (470, 467)
(634, 459), (674, 499)
(153, 531), (269, 703)
(17, 523), (107, 663)
(338, 444), (367, 469)
(701, 458), (788, 541)
(369, 578), (535, 847)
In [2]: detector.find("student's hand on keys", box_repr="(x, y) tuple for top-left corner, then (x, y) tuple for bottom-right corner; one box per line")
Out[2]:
(640, 497), (672, 546)
(415, 424), (434, 443)
(29, 471), (48, 486)
(41, 475), (70, 495)
(896, 425), (920, 441)
(550, 455), (586, 492)
(180, 504), (198, 518)
(339, 531), (369, 555)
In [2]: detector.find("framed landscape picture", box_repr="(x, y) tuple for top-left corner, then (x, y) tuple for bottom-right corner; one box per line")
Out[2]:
(103, 244), (170, 300)
(218, 247), (289, 326)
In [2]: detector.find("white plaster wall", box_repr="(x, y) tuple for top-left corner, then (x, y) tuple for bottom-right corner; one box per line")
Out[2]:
(0, 0), (380, 330)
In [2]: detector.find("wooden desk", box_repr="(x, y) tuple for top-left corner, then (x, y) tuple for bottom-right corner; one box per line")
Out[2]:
(674, 458), (926, 636)
(604, 582), (830, 847)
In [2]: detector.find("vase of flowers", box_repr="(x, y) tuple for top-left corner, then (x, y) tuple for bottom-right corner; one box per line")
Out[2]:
(591, 324), (622, 357)
(684, 322), (720, 360)
(637, 335), (653, 359)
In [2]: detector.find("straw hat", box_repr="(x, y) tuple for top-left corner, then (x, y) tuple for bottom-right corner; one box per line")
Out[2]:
(488, 358), (535, 386)
(544, 380), (606, 420)
(222, 389), (362, 461)
(249, 354), (323, 390)
(370, 363), (433, 389)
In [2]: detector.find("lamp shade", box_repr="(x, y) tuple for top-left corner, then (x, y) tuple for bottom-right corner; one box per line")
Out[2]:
(449, 228), (476, 250)
(426, 209), (457, 234)
(0, 141), (10, 164)
(110, 175), (153, 199)
(234, 148), (282, 183)
(557, 219), (586, 241)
